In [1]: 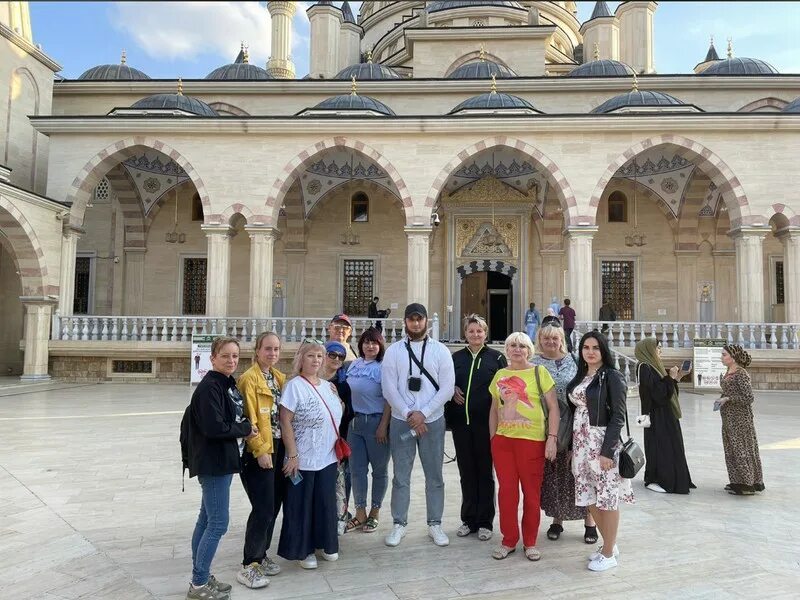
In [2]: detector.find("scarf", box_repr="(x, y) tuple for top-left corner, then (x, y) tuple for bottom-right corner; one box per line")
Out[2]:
(635, 337), (681, 419)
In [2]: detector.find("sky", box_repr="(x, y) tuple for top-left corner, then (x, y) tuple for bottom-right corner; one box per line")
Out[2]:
(27, 1), (800, 79)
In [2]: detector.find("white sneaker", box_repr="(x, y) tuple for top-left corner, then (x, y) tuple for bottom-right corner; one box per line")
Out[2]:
(299, 554), (318, 569)
(456, 523), (472, 537)
(385, 523), (406, 547)
(588, 544), (619, 561)
(260, 556), (281, 576)
(588, 554), (618, 572)
(236, 563), (270, 589)
(477, 527), (493, 541)
(319, 551), (338, 561)
(646, 483), (667, 493)
(428, 524), (450, 547)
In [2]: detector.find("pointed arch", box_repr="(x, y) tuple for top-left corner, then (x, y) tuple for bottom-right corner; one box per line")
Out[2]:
(0, 196), (50, 296)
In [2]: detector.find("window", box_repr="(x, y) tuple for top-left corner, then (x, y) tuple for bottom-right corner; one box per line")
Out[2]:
(776, 260), (785, 305)
(351, 192), (369, 223)
(182, 257), (207, 315)
(191, 193), (204, 222)
(607, 191), (628, 223)
(471, 19), (485, 27)
(73, 256), (92, 314)
(601, 260), (635, 320)
(93, 177), (110, 203)
(342, 259), (374, 315)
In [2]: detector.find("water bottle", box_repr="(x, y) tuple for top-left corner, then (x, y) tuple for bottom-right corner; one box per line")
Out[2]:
(400, 429), (418, 442)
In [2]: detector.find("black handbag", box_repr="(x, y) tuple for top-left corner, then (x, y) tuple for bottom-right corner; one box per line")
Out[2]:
(619, 408), (645, 479)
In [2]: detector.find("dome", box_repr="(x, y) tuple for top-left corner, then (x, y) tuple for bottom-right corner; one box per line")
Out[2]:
(783, 97), (800, 113)
(334, 62), (401, 80)
(427, 0), (524, 13)
(308, 94), (395, 115)
(700, 57), (778, 76)
(130, 92), (218, 116)
(450, 91), (539, 114)
(206, 46), (271, 80)
(591, 90), (688, 114)
(567, 59), (635, 77)
(78, 52), (150, 81)
(448, 60), (517, 79)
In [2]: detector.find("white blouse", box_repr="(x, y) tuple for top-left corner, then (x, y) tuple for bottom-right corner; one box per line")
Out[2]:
(280, 376), (342, 471)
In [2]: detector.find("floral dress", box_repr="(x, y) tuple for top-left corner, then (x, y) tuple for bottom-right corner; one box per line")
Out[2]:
(570, 375), (634, 511)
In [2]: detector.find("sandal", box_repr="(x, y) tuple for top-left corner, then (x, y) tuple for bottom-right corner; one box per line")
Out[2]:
(584, 526), (598, 545)
(492, 545), (516, 560)
(546, 524), (563, 541)
(345, 516), (365, 533)
(363, 516), (379, 533)
(524, 546), (541, 561)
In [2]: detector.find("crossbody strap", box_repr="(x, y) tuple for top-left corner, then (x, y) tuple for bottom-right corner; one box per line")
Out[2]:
(533, 365), (548, 419)
(300, 375), (341, 441)
(406, 339), (440, 391)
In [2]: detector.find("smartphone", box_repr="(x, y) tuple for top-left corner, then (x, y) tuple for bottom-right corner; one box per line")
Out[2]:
(713, 400), (721, 412)
(290, 471), (303, 485)
(681, 359), (692, 372)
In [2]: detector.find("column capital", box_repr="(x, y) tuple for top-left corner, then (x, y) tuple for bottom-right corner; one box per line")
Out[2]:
(62, 223), (85, 237)
(19, 295), (58, 306)
(201, 224), (234, 237)
(775, 226), (800, 241)
(244, 225), (279, 239)
(728, 226), (770, 240)
(563, 226), (599, 239)
(404, 226), (433, 237)
(123, 246), (147, 254)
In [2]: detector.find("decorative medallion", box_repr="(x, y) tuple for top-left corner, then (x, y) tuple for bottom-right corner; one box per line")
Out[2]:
(307, 179), (322, 195)
(660, 177), (678, 194)
(143, 177), (161, 193)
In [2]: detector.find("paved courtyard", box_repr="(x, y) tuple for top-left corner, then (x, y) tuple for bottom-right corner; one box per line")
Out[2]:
(1, 382), (798, 600)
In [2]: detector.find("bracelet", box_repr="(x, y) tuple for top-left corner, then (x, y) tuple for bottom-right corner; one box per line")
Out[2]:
(286, 454), (298, 460)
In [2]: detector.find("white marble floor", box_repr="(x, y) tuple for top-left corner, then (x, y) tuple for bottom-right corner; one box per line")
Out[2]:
(1, 383), (798, 600)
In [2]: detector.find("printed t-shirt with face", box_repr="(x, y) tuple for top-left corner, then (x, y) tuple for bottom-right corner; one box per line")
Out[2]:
(489, 366), (555, 442)
(279, 376), (342, 471)
(262, 369), (282, 440)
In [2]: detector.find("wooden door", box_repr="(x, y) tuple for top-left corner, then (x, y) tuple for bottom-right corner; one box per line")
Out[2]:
(461, 271), (488, 323)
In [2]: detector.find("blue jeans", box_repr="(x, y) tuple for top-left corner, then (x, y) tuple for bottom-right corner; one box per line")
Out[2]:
(526, 323), (538, 343)
(389, 416), (445, 526)
(347, 412), (391, 510)
(191, 474), (233, 586)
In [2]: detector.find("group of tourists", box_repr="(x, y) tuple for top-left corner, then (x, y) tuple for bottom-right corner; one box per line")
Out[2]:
(181, 301), (765, 599)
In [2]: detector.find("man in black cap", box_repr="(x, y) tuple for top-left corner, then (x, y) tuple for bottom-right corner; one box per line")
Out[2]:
(381, 303), (455, 548)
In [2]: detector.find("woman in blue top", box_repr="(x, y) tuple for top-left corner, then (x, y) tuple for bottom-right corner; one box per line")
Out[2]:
(344, 327), (391, 534)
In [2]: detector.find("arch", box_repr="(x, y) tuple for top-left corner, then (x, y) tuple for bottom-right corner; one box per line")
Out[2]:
(208, 101), (251, 117)
(0, 197), (50, 296)
(770, 204), (800, 227)
(306, 179), (403, 221)
(265, 137), (413, 227)
(104, 165), (146, 248)
(444, 51), (513, 77)
(457, 260), (518, 282)
(219, 203), (254, 224)
(425, 137), (581, 225)
(65, 137), (212, 228)
(737, 97), (788, 112)
(589, 135), (759, 228)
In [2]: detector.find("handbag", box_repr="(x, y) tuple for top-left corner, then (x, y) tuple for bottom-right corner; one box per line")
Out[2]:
(300, 375), (352, 461)
(534, 366), (572, 452)
(619, 408), (645, 479)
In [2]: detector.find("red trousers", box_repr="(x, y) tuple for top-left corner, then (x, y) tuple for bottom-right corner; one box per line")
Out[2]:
(491, 434), (545, 548)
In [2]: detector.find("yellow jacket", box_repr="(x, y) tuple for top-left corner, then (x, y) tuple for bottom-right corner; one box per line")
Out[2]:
(237, 362), (286, 457)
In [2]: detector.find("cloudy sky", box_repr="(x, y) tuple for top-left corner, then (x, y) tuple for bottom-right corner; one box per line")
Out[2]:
(28, 1), (800, 79)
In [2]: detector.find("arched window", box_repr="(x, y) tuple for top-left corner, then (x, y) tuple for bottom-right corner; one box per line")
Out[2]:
(351, 191), (369, 222)
(191, 192), (204, 221)
(608, 191), (628, 223)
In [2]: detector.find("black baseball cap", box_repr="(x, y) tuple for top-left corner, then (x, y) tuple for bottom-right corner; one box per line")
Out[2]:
(404, 303), (427, 319)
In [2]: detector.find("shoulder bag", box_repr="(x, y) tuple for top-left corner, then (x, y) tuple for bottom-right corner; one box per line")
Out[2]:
(534, 366), (572, 452)
(300, 375), (351, 461)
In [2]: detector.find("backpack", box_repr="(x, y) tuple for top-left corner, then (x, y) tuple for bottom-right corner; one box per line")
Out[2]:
(179, 405), (191, 491)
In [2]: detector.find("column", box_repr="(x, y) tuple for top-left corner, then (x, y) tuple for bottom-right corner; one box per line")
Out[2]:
(267, 1), (297, 79)
(285, 249), (306, 317)
(203, 225), (233, 318)
(674, 250), (699, 321)
(122, 247), (146, 315)
(20, 296), (57, 380)
(732, 228), (768, 323)
(780, 229), (800, 323)
(246, 226), (277, 318)
(57, 226), (81, 317)
(406, 227), (431, 308)
(565, 227), (597, 324)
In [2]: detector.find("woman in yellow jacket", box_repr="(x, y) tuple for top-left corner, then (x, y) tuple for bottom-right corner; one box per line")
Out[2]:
(235, 332), (286, 589)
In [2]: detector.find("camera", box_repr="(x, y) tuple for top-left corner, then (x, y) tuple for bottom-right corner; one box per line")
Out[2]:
(431, 213), (441, 227)
(408, 376), (422, 392)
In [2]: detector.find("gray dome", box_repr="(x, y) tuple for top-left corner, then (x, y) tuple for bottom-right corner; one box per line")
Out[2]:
(312, 94), (395, 115)
(450, 91), (537, 113)
(783, 97), (800, 113)
(448, 60), (517, 79)
(78, 63), (150, 81)
(131, 93), (218, 116)
(334, 62), (401, 80)
(592, 90), (686, 114)
(700, 57), (778, 76)
(427, 0), (523, 13)
(567, 59), (635, 77)
(206, 62), (271, 80)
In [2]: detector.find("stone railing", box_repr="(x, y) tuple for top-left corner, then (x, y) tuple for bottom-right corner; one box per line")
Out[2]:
(51, 314), (440, 344)
(574, 321), (799, 351)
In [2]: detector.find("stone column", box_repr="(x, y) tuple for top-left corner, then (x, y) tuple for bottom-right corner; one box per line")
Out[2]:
(203, 225), (233, 318)
(732, 228), (768, 323)
(285, 249), (306, 316)
(246, 226), (277, 318)
(779, 229), (800, 323)
(674, 250), (699, 321)
(565, 227), (597, 323)
(20, 296), (57, 380)
(122, 247), (146, 315)
(57, 226), (81, 317)
(406, 227), (432, 307)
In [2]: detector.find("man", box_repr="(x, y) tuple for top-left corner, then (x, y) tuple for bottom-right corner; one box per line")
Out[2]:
(598, 302), (616, 334)
(558, 298), (577, 353)
(381, 303), (455, 548)
(524, 302), (541, 344)
(327, 313), (358, 366)
(368, 297), (379, 319)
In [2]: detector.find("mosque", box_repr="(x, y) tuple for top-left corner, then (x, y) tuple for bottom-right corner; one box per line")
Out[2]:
(0, 1), (798, 386)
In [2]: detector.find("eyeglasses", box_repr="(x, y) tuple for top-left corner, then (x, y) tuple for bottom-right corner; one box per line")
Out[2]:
(330, 324), (351, 332)
(302, 338), (324, 345)
(326, 351), (346, 361)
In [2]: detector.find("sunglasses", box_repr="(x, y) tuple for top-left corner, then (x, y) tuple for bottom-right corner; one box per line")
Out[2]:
(326, 351), (346, 361)
(302, 338), (324, 345)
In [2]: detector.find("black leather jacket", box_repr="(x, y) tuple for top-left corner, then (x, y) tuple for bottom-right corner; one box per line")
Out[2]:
(570, 367), (627, 459)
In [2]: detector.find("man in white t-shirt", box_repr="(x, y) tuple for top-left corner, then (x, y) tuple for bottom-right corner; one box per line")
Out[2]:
(381, 303), (455, 548)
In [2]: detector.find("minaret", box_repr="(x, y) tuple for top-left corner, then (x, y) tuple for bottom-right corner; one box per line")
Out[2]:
(0, 1), (33, 42)
(580, 1), (619, 62)
(616, 1), (657, 74)
(267, 1), (296, 79)
(338, 0), (361, 70)
(308, 1), (342, 79)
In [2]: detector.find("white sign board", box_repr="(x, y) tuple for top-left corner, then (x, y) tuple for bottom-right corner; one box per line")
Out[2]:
(692, 338), (726, 390)
(191, 335), (215, 384)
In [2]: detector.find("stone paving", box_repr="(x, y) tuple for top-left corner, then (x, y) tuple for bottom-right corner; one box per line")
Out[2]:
(1, 383), (798, 600)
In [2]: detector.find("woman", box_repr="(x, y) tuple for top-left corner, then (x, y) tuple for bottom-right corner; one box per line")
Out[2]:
(235, 332), (286, 589)
(447, 314), (506, 541)
(184, 337), (257, 600)
(489, 332), (559, 561)
(635, 337), (695, 495)
(566, 332), (633, 573)
(278, 341), (342, 569)
(344, 327), (392, 533)
(719, 344), (765, 496)
(532, 323), (597, 544)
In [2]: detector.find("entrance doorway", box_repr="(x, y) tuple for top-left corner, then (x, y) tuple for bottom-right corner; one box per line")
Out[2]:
(460, 271), (512, 342)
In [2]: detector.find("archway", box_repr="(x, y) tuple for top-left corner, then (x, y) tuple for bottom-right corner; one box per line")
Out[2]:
(460, 269), (514, 342)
